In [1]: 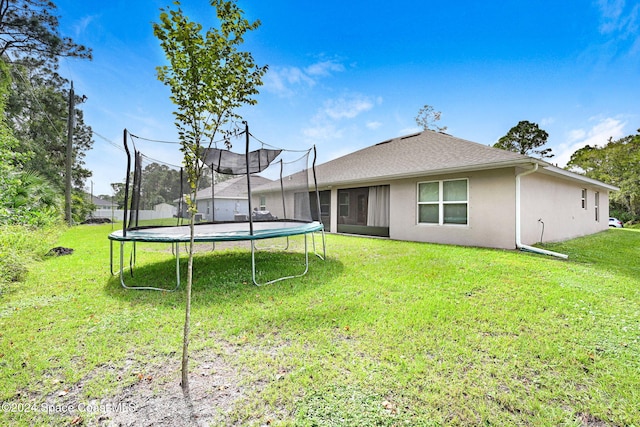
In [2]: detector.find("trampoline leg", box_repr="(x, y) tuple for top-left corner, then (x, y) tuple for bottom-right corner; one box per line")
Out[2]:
(251, 241), (259, 286)
(251, 233), (311, 287)
(128, 242), (136, 278)
(175, 242), (180, 288)
(304, 233), (310, 273)
(116, 240), (181, 292)
(311, 230), (326, 261)
(110, 240), (115, 276)
(119, 241), (126, 287)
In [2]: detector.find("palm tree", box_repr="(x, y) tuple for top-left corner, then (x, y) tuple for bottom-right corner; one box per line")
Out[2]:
(2, 170), (62, 225)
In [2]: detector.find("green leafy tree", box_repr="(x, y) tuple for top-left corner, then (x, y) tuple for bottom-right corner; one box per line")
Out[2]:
(153, 0), (267, 394)
(139, 163), (178, 209)
(567, 131), (640, 222)
(71, 190), (95, 223)
(1, 0), (93, 221)
(415, 104), (447, 132)
(139, 162), (211, 210)
(7, 63), (93, 192)
(1, 57), (62, 226)
(0, 59), (28, 171)
(0, 0), (92, 63)
(109, 182), (127, 209)
(110, 162), (212, 211)
(494, 120), (553, 159)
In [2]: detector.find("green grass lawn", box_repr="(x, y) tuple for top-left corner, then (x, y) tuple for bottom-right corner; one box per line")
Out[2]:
(1, 224), (639, 426)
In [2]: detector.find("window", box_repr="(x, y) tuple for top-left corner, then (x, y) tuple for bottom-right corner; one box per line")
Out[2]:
(418, 179), (468, 225)
(259, 196), (266, 211)
(339, 192), (350, 217)
(581, 189), (587, 209)
(595, 192), (600, 221)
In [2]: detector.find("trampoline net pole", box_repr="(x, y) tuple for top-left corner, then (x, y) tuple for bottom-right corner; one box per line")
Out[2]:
(244, 121), (254, 235)
(122, 129), (131, 236)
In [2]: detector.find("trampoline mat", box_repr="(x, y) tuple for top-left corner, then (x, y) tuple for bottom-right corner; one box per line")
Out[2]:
(108, 221), (324, 243)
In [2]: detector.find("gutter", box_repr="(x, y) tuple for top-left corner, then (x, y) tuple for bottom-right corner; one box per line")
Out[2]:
(539, 164), (620, 191)
(515, 163), (568, 259)
(315, 158), (536, 188)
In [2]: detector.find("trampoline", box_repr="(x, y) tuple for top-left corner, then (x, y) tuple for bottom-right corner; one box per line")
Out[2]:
(108, 126), (326, 291)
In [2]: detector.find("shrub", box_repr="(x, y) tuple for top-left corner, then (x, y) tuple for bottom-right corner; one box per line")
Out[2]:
(0, 170), (63, 227)
(0, 224), (63, 292)
(72, 190), (96, 224)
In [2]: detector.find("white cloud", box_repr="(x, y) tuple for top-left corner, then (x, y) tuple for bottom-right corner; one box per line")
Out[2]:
(302, 123), (343, 142)
(323, 95), (375, 120)
(262, 66), (315, 97)
(366, 121), (382, 130)
(596, 0), (639, 36)
(566, 128), (587, 142)
(594, 0), (640, 57)
(554, 117), (627, 168)
(305, 60), (344, 77)
(74, 15), (97, 36)
(262, 59), (344, 97)
(540, 117), (556, 127)
(302, 94), (381, 143)
(597, 0), (626, 34)
(399, 126), (423, 136)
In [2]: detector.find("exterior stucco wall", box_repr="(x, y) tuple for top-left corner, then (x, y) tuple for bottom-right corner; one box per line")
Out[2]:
(196, 198), (247, 221)
(259, 166), (611, 250)
(252, 192), (283, 218)
(388, 168), (517, 249)
(519, 172), (609, 244)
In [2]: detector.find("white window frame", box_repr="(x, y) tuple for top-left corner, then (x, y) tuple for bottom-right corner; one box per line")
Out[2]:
(581, 188), (587, 209)
(595, 191), (600, 222)
(259, 196), (266, 211)
(417, 178), (469, 226)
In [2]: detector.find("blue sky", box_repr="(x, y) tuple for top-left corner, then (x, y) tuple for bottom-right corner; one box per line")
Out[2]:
(55, 0), (640, 196)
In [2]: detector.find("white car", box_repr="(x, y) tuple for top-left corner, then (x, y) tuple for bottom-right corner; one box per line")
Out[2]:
(609, 217), (623, 228)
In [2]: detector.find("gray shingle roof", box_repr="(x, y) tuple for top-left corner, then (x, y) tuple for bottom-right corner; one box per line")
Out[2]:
(315, 130), (531, 186)
(254, 130), (618, 192)
(91, 195), (116, 207)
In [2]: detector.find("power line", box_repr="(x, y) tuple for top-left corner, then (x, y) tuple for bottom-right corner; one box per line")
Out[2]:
(8, 59), (66, 140)
(128, 133), (181, 144)
(139, 153), (182, 169)
(91, 130), (127, 153)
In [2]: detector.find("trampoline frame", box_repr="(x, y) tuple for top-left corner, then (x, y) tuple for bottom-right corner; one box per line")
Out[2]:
(110, 126), (327, 291)
(108, 220), (325, 291)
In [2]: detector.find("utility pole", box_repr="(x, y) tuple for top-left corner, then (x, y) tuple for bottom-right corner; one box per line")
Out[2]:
(65, 82), (75, 225)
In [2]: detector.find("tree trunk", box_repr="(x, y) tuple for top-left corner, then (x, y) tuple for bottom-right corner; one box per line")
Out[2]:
(181, 212), (196, 395)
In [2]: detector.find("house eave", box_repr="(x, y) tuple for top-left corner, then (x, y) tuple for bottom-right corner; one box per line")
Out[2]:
(317, 158), (535, 188)
(537, 164), (620, 191)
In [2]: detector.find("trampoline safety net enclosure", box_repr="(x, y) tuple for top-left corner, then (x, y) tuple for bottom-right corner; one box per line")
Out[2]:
(108, 126), (326, 291)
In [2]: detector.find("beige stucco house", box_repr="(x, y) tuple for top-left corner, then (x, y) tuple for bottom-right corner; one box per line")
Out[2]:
(257, 130), (618, 251)
(193, 175), (272, 221)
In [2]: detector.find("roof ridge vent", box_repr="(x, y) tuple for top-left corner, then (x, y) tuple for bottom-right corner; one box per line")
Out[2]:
(375, 139), (393, 146)
(400, 132), (422, 140)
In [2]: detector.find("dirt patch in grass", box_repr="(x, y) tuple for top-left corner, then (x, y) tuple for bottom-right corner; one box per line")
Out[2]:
(42, 345), (263, 426)
(99, 353), (245, 426)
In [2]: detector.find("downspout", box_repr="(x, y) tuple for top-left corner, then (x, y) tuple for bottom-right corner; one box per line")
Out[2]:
(515, 163), (568, 259)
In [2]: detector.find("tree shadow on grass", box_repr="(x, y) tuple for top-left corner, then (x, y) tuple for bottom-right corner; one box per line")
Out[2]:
(104, 246), (343, 308)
